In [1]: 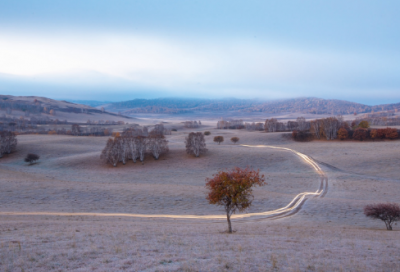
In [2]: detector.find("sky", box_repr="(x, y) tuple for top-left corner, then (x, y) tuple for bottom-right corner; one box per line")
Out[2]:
(0, 1), (399, 105)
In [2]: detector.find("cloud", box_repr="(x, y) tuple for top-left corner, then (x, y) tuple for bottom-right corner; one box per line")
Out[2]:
(0, 30), (399, 102)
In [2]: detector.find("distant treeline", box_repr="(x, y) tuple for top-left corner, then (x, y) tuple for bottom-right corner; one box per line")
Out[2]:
(217, 116), (400, 142)
(106, 97), (400, 115)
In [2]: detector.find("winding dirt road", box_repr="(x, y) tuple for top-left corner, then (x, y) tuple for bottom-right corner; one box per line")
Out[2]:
(0, 145), (328, 221)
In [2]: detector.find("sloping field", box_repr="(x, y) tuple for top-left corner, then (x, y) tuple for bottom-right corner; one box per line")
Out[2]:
(1, 128), (400, 271)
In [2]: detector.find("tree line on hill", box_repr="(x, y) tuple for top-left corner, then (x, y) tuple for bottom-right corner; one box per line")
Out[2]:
(104, 97), (400, 115)
(0, 96), (106, 115)
(0, 131), (17, 158)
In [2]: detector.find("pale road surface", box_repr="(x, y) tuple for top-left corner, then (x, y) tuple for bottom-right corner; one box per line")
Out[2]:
(0, 145), (328, 221)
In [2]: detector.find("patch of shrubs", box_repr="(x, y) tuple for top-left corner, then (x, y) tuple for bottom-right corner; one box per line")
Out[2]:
(204, 131), (211, 136)
(292, 131), (313, 142)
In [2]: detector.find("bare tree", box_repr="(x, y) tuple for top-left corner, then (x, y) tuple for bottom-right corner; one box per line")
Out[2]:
(322, 117), (339, 140)
(100, 138), (120, 167)
(136, 136), (147, 162)
(185, 132), (207, 157)
(310, 119), (322, 139)
(265, 118), (278, 132)
(364, 203), (400, 230)
(126, 135), (139, 163)
(71, 124), (82, 136)
(147, 134), (169, 160)
(152, 124), (165, 136)
(296, 117), (309, 131)
(115, 136), (128, 165)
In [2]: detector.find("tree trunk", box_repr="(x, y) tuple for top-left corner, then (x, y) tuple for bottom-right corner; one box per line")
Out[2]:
(226, 211), (233, 233)
(386, 221), (393, 230)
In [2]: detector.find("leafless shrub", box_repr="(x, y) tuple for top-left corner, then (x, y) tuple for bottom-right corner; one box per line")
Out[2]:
(185, 132), (207, 157)
(364, 203), (400, 230)
(292, 131), (313, 142)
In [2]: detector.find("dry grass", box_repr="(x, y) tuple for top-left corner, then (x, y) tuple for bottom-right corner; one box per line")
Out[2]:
(1, 123), (400, 271)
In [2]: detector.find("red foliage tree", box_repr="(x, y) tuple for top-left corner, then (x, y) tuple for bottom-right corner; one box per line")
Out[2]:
(337, 128), (348, 140)
(376, 129), (386, 139)
(205, 167), (266, 233)
(385, 128), (398, 140)
(370, 129), (378, 141)
(353, 128), (368, 141)
(364, 203), (400, 230)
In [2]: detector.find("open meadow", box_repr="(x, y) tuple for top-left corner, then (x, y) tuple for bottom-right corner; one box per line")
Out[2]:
(1, 118), (400, 271)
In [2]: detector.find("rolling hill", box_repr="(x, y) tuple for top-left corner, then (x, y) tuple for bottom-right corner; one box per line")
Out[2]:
(101, 97), (400, 115)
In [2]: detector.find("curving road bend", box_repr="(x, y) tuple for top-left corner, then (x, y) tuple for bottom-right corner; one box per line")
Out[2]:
(0, 145), (328, 221)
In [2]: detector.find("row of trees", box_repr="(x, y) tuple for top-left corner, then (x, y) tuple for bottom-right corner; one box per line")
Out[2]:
(338, 127), (399, 141)
(0, 131), (17, 158)
(101, 126), (169, 166)
(265, 117), (311, 133)
(183, 121), (202, 128)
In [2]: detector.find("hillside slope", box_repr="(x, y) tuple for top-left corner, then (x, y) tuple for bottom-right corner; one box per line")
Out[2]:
(102, 97), (400, 115)
(0, 95), (133, 123)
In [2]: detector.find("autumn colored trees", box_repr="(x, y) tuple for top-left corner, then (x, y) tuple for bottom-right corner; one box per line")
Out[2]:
(337, 128), (348, 140)
(100, 126), (169, 167)
(364, 203), (400, 230)
(0, 131), (17, 158)
(185, 132), (208, 157)
(230, 137), (240, 144)
(213, 136), (224, 145)
(353, 128), (368, 141)
(206, 167), (266, 233)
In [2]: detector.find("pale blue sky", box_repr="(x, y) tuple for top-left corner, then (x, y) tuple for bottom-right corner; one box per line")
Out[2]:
(0, 1), (399, 104)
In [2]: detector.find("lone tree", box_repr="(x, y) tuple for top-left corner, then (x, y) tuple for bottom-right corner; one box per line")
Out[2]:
(24, 153), (40, 165)
(213, 136), (224, 145)
(364, 203), (400, 230)
(185, 132), (207, 157)
(206, 167), (266, 233)
(230, 137), (240, 144)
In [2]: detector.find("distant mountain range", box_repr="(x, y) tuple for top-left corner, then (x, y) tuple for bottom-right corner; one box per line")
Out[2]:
(100, 97), (400, 115)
